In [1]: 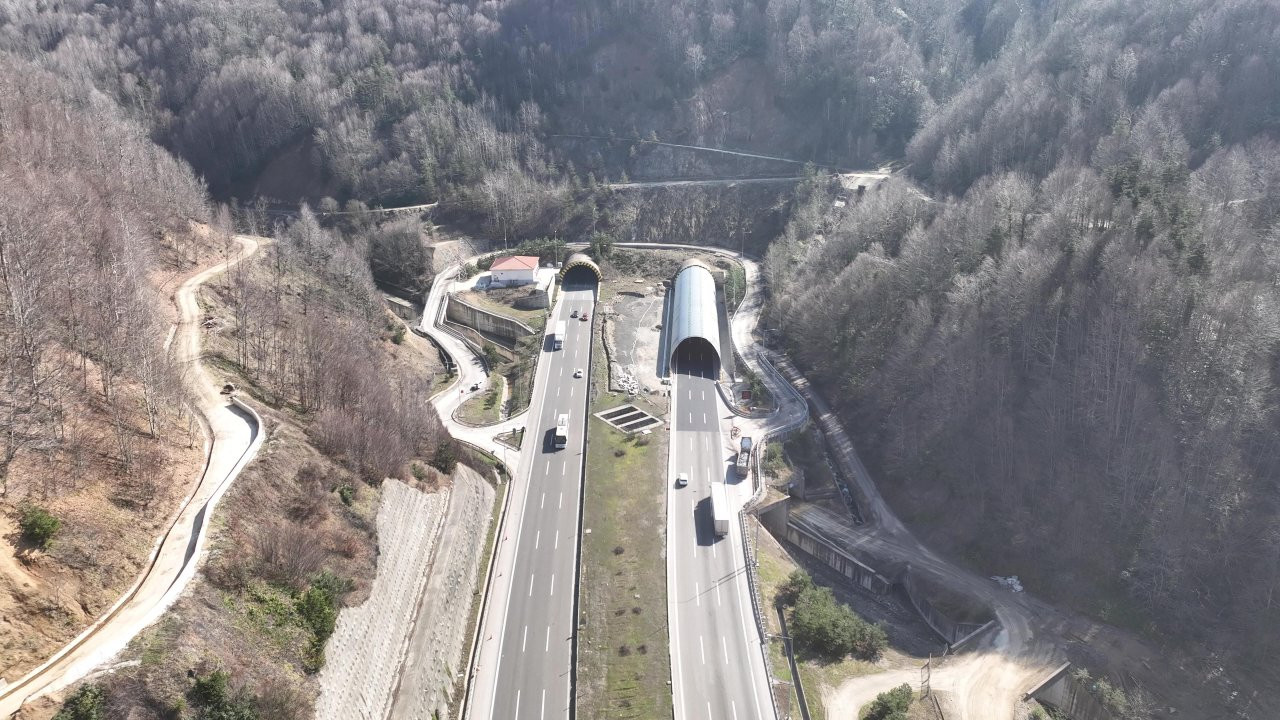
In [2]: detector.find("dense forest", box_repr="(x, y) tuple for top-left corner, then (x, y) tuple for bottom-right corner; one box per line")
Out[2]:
(765, 0), (1280, 671)
(4, 0), (1280, 710)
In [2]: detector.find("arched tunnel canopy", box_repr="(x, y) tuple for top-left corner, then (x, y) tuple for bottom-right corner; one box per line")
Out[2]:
(669, 259), (721, 374)
(561, 252), (601, 285)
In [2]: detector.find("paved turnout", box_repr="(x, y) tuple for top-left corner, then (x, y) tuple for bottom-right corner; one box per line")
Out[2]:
(667, 351), (776, 720)
(482, 283), (595, 720)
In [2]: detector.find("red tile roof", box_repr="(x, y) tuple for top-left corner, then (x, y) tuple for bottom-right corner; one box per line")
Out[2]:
(490, 255), (539, 271)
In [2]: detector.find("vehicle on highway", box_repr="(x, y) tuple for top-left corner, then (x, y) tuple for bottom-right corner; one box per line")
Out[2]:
(571, 309), (578, 318)
(676, 472), (688, 488)
(552, 320), (566, 350)
(470, 383), (480, 392)
(710, 482), (730, 536)
(580, 312), (589, 321)
(735, 436), (753, 477)
(554, 413), (569, 449)
(573, 368), (583, 378)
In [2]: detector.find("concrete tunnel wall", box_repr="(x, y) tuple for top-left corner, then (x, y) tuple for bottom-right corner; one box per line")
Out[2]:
(668, 259), (722, 371)
(560, 252), (601, 284)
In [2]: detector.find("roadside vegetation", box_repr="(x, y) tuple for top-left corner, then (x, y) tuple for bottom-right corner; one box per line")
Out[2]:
(578, 295), (672, 719)
(780, 570), (888, 661)
(861, 684), (913, 720)
(756, 529), (883, 720)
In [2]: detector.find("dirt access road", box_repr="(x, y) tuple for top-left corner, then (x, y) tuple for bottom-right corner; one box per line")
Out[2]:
(0, 235), (266, 717)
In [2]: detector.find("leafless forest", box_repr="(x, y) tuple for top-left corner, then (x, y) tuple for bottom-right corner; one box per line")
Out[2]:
(765, 0), (1280, 670)
(2, 0), (1280, 712)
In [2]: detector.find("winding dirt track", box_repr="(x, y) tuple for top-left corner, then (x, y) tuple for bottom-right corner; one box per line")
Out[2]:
(0, 235), (265, 717)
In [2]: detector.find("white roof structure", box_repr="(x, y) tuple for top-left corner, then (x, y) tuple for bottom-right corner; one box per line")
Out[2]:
(669, 259), (721, 367)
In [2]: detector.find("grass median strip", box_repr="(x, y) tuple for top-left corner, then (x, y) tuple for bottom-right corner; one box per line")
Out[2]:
(576, 308), (671, 718)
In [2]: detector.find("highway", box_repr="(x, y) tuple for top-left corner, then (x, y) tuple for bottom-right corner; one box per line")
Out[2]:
(474, 281), (595, 720)
(667, 348), (776, 720)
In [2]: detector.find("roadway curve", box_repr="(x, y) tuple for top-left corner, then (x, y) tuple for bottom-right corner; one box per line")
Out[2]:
(0, 235), (266, 716)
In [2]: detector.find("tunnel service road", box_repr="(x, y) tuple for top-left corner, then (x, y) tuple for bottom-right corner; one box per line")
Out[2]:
(482, 283), (595, 720)
(667, 350), (776, 720)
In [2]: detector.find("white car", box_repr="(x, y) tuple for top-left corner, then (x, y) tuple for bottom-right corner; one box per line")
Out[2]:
(573, 368), (584, 378)
(675, 473), (688, 488)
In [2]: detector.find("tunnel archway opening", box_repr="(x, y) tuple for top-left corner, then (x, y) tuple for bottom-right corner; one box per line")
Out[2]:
(561, 252), (602, 290)
(672, 336), (720, 378)
(562, 265), (600, 288)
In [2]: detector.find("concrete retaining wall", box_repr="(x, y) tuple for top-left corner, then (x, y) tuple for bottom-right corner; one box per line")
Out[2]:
(1027, 664), (1117, 720)
(444, 294), (536, 345)
(783, 521), (893, 596)
(899, 572), (990, 646)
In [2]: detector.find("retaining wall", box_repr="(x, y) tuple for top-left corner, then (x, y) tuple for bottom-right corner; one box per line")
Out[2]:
(899, 572), (991, 646)
(444, 293), (536, 345)
(1027, 664), (1117, 720)
(783, 520), (893, 596)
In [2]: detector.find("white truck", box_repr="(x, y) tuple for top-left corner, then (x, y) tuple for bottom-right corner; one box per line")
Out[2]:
(710, 482), (730, 537)
(552, 320), (566, 350)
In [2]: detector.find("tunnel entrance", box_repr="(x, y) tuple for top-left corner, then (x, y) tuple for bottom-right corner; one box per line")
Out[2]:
(562, 264), (600, 288)
(560, 252), (602, 289)
(672, 336), (720, 377)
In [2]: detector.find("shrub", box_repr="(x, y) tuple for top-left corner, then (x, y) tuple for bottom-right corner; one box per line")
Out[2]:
(53, 684), (104, 720)
(20, 503), (61, 550)
(790, 585), (887, 660)
(253, 522), (326, 590)
(430, 441), (458, 474)
(864, 683), (912, 720)
(335, 483), (355, 506)
(777, 569), (814, 606)
(391, 325), (406, 344)
(190, 669), (260, 720)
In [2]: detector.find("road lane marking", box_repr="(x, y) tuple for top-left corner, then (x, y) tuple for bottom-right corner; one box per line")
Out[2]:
(522, 625), (528, 652)
(549, 573), (556, 597)
(535, 531), (540, 549)
(556, 385), (561, 397)
(558, 492), (563, 509)
(562, 460), (567, 475)
(722, 636), (729, 665)
(545, 626), (550, 652)
(716, 584), (721, 606)
(554, 530), (559, 549)
(541, 492), (545, 509)
(699, 636), (706, 664)
(707, 702), (712, 719)
(703, 412), (707, 425)
(528, 573), (536, 597)
(540, 689), (546, 720)
(570, 384), (575, 397)
(732, 700), (739, 720)
(695, 582), (700, 607)
(545, 461), (550, 475)
(702, 390), (705, 401)
(515, 690), (520, 720)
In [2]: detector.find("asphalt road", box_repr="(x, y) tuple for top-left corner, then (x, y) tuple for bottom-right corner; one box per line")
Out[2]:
(667, 351), (776, 720)
(484, 284), (595, 720)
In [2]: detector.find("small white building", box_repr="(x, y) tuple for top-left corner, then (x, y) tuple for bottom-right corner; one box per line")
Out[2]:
(489, 255), (539, 286)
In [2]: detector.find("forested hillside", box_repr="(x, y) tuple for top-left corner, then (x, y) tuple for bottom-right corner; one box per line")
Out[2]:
(766, 0), (1280, 670)
(0, 56), (215, 679)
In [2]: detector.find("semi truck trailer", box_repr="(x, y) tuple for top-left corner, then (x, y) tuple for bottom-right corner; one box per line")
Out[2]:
(710, 482), (730, 537)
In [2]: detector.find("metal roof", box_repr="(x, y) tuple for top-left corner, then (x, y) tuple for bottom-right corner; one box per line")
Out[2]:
(669, 259), (721, 364)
